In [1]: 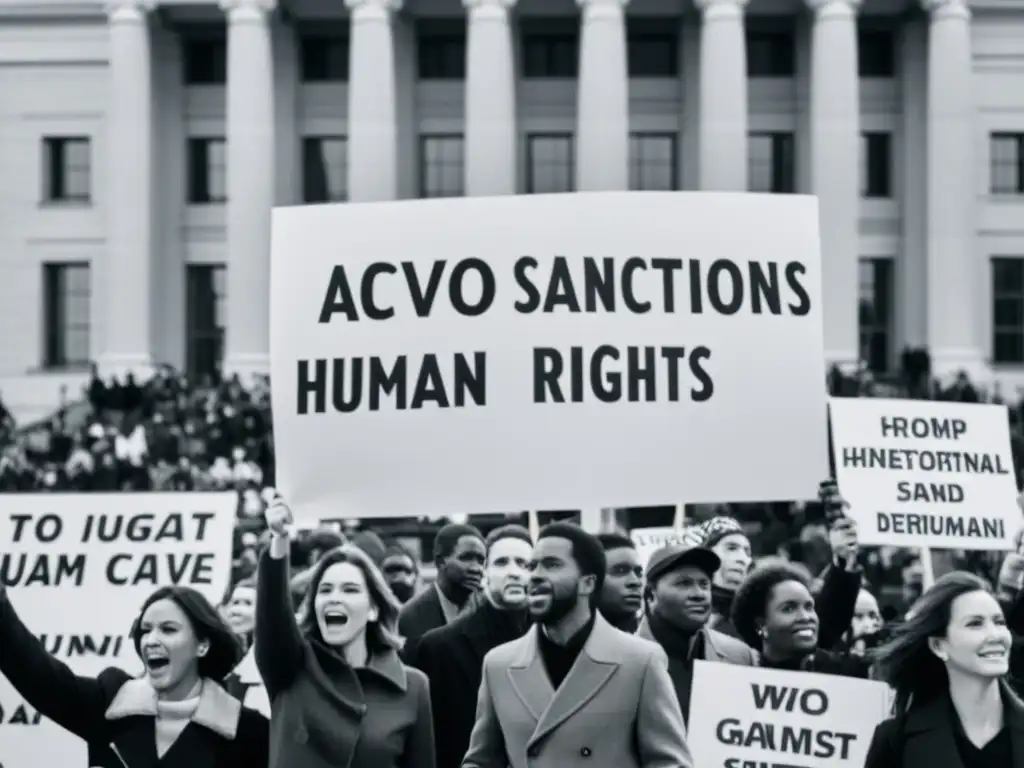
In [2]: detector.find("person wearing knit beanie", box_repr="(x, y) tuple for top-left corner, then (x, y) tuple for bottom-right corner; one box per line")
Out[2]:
(700, 516), (752, 639)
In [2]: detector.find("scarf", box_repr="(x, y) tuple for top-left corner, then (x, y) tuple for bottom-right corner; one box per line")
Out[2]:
(155, 680), (203, 757)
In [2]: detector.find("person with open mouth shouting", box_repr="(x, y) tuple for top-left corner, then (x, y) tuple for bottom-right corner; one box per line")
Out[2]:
(255, 494), (435, 768)
(0, 583), (268, 768)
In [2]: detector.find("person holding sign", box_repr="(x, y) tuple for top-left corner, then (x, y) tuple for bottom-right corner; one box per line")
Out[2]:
(732, 563), (869, 678)
(461, 523), (693, 768)
(256, 497), (435, 768)
(0, 583), (269, 768)
(865, 572), (1024, 768)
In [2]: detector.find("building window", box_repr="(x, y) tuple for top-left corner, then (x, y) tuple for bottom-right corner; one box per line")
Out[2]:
(629, 133), (678, 191)
(627, 28), (678, 77)
(187, 138), (227, 204)
(420, 135), (464, 198)
(301, 35), (349, 82)
(992, 257), (1024, 364)
(42, 262), (90, 368)
(858, 257), (894, 373)
(748, 132), (795, 193)
(183, 36), (227, 84)
(527, 134), (574, 194)
(41, 137), (91, 203)
(418, 31), (465, 80)
(303, 136), (348, 203)
(858, 27), (895, 78)
(990, 133), (1024, 195)
(522, 32), (578, 78)
(861, 132), (892, 198)
(746, 28), (795, 77)
(186, 264), (227, 380)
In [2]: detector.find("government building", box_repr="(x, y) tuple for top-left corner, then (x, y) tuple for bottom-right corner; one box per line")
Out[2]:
(0, 0), (1022, 414)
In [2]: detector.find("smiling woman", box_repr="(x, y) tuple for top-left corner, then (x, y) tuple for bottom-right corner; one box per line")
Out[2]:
(0, 584), (269, 768)
(255, 496), (436, 768)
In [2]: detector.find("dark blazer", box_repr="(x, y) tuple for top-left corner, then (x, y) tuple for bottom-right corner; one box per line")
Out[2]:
(414, 598), (529, 768)
(0, 587), (268, 768)
(864, 681), (1024, 768)
(255, 548), (435, 768)
(398, 586), (448, 661)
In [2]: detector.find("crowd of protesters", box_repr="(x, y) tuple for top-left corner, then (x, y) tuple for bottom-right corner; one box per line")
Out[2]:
(0, 345), (1023, 767)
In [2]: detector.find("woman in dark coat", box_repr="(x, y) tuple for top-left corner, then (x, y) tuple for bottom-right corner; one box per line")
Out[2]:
(865, 571), (1024, 768)
(731, 561), (870, 677)
(0, 584), (268, 768)
(256, 497), (435, 768)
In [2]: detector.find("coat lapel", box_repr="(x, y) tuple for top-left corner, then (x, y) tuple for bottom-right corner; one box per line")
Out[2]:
(527, 614), (620, 750)
(507, 627), (555, 721)
(1004, 681), (1024, 763)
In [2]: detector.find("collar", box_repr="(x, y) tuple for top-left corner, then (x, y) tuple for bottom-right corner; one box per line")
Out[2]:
(905, 681), (1024, 735)
(637, 615), (704, 661)
(539, 612), (595, 655)
(435, 583), (463, 624)
(104, 678), (240, 740)
(363, 648), (409, 692)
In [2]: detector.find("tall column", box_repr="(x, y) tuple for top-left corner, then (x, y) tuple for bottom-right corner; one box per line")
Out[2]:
(808, 0), (860, 367)
(347, 0), (401, 201)
(463, 0), (517, 196)
(222, 0), (275, 380)
(100, 0), (154, 378)
(575, 0), (629, 191)
(923, 0), (981, 379)
(696, 0), (748, 191)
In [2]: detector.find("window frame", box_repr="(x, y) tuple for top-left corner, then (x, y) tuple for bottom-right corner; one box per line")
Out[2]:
(41, 136), (92, 204)
(525, 132), (575, 194)
(187, 137), (228, 205)
(992, 256), (1024, 364)
(419, 133), (466, 199)
(629, 132), (679, 191)
(42, 261), (91, 369)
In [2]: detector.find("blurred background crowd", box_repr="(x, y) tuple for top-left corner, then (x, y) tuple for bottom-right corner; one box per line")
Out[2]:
(1, 345), (1022, 624)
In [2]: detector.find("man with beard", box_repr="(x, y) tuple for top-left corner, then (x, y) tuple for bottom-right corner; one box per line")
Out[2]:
(636, 542), (757, 725)
(596, 532), (644, 632)
(399, 523), (485, 659)
(381, 541), (420, 605)
(414, 525), (533, 768)
(462, 523), (692, 768)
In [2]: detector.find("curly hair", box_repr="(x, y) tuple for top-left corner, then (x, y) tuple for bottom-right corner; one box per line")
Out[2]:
(731, 562), (814, 649)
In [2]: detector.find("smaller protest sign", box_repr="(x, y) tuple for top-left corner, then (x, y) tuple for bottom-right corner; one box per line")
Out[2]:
(829, 398), (1020, 550)
(688, 661), (890, 768)
(630, 526), (704, 567)
(0, 493), (237, 768)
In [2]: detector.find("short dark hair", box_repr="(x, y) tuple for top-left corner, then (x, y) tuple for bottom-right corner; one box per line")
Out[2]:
(538, 522), (607, 595)
(485, 524), (533, 553)
(131, 586), (243, 682)
(731, 563), (813, 649)
(382, 540), (417, 565)
(433, 523), (484, 562)
(596, 532), (634, 552)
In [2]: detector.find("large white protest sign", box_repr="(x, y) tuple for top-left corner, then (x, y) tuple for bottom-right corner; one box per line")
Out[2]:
(270, 192), (829, 521)
(0, 493), (237, 768)
(688, 661), (890, 768)
(830, 398), (1020, 550)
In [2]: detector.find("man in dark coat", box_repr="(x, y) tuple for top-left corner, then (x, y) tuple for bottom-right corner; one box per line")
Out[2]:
(412, 525), (532, 768)
(398, 523), (486, 661)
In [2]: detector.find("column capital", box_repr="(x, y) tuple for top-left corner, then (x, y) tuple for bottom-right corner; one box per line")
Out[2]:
(105, 0), (154, 22)
(921, 0), (970, 19)
(805, 0), (860, 17)
(463, 0), (515, 9)
(346, 0), (402, 14)
(220, 0), (276, 18)
(694, 0), (748, 17)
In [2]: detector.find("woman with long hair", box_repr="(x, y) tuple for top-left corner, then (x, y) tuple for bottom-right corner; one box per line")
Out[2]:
(731, 562), (868, 677)
(0, 583), (268, 768)
(865, 571), (1023, 767)
(256, 497), (435, 768)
